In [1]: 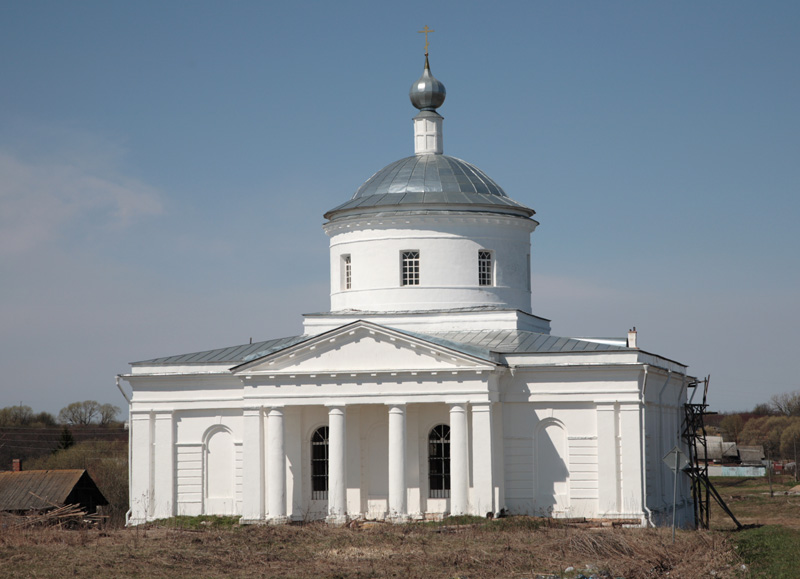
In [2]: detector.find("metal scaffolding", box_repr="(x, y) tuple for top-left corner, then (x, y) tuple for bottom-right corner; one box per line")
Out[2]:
(681, 376), (742, 530)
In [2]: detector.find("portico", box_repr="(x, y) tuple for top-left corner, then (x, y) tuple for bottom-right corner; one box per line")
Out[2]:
(231, 320), (500, 524)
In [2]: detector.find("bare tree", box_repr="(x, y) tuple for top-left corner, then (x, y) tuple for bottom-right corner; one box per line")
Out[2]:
(58, 400), (101, 425)
(98, 403), (120, 426)
(770, 391), (800, 417)
(720, 414), (744, 443)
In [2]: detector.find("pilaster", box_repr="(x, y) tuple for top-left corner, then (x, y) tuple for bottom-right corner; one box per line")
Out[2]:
(471, 402), (494, 517)
(241, 407), (265, 523)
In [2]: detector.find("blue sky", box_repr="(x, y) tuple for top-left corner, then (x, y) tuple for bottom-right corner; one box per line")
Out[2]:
(0, 1), (797, 416)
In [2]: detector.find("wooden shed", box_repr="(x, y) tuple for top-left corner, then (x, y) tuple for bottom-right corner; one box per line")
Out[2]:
(0, 470), (108, 514)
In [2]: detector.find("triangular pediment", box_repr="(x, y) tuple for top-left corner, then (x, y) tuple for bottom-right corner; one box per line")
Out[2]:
(232, 321), (495, 376)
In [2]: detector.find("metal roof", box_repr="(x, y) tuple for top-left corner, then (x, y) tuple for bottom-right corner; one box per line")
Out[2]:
(325, 155), (534, 220)
(0, 469), (107, 511)
(132, 335), (310, 366)
(420, 329), (631, 354)
(131, 326), (629, 368)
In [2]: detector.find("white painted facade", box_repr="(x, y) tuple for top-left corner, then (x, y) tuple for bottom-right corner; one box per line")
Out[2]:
(120, 56), (693, 527)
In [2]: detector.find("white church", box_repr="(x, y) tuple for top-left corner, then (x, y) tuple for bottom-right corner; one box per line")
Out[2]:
(120, 53), (692, 527)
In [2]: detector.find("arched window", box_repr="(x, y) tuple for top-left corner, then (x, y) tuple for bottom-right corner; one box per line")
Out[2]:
(428, 424), (450, 498)
(311, 426), (329, 500)
(478, 250), (493, 286)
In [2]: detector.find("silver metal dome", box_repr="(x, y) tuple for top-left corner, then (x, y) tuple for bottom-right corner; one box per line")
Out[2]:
(324, 155), (535, 220)
(409, 55), (446, 111)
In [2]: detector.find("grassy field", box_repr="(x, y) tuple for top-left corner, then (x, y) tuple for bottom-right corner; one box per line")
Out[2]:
(710, 475), (800, 529)
(708, 475), (800, 578)
(3, 477), (800, 578)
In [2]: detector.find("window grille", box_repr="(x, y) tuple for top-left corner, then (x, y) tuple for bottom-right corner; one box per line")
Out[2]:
(401, 251), (420, 286)
(311, 426), (329, 500)
(428, 424), (450, 498)
(478, 250), (493, 286)
(342, 255), (351, 290)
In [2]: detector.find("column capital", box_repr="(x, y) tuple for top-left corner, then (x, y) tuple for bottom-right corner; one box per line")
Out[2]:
(386, 403), (407, 414)
(470, 401), (493, 412)
(448, 402), (468, 413)
(266, 406), (285, 416)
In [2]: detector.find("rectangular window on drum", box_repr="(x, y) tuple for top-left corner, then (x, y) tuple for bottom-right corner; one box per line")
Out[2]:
(478, 250), (493, 286)
(401, 251), (420, 286)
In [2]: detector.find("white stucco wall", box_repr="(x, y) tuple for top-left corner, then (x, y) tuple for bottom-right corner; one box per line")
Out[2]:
(325, 214), (537, 312)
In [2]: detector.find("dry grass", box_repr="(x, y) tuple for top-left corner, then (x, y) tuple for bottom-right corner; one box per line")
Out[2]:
(0, 517), (743, 578)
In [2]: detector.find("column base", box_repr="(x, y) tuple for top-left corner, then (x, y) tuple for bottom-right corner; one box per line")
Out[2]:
(326, 514), (349, 526)
(267, 515), (290, 525)
(387, 513), (410, 524)
(239, 517), (267, 526)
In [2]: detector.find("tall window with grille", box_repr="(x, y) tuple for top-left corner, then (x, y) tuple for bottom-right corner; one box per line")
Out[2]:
(342, 254), (351, 290)
(478, 250), (493, 286)
(428, 424), (450, 498)
(401, 250), (420, 286)
(311, 426), (329, 500)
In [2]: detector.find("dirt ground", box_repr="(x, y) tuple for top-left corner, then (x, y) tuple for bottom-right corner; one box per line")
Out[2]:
(0, 517), (742, 579)
(6, 476), (793, 578)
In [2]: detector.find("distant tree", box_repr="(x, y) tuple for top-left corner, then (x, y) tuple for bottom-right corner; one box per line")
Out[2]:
(0, 405), (34, 426)
(58, 400), (101, 425)
(770, 391), (800, 417)
(780, 422), (800, 461)
(56, 426), (75, 452)
(98, 404), (120, 426)
(752, 403), (777, 416)
(739, 415), (792, 459)
(32, 411), (56, 427)
(720, 414), (744, 443)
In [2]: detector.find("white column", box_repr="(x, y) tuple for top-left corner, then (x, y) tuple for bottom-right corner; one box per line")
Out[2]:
(449, 403), (469, 516)
(327, 405), (347, 524)
(153, 411), (174, 519)
(387, 404), (407, 521)
(471, 402), (494, 517)
(241, 407), (265, 523)
(267, 407), (287, 523)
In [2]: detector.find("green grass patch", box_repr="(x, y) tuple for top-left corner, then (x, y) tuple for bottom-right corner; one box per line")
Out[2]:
(152, 515), (242, 530)
(732, 525), (800, 577)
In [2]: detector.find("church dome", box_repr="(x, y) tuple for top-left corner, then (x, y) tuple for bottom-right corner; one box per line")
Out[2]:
(324, 54), (535, 222)
(324, 154), (534, 219)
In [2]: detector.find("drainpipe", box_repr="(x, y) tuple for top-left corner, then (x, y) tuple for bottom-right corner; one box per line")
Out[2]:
(640, 365), (655, 526)
(116, 375), (131, 403)
(657, 370), (672, 512)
